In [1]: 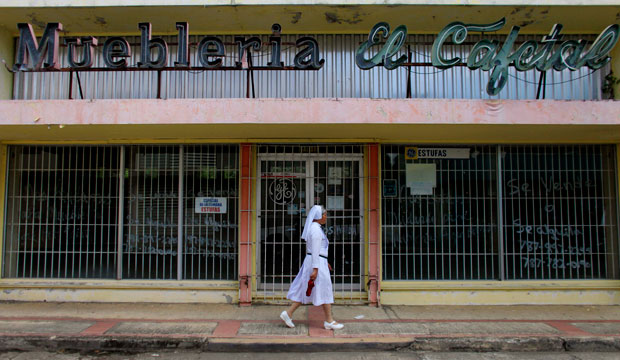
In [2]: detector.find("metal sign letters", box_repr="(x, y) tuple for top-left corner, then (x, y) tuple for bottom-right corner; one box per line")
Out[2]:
(12, 22), (324, 72)
(10, 18), (620, 96)
(355, 18), (620, 95)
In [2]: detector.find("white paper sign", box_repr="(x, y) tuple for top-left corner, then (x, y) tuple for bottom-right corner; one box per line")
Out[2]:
(406, 163), (436, 195)
(195, 197), (227, 213)
(327, 196), (345, 210)
(328, 167), (342, 185)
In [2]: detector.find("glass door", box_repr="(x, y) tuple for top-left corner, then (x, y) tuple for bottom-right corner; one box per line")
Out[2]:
(313, 160), (363, 291)
(257, 155), (363, 296)
(258, 159), (307, 290)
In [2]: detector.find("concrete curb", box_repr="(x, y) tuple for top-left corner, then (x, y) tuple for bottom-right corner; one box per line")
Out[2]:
(2, 336), (620, 353)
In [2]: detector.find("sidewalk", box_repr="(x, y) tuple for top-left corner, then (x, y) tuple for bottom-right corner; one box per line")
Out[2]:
(0, 302), (619, 353)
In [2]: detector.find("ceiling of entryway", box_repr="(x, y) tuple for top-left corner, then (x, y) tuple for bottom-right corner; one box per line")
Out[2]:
(0, 4), (618, 36)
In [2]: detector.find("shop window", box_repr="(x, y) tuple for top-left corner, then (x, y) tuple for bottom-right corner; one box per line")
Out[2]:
(381, 145), (619, 281)
(123, 146), (180, 279)
(3, 144), (238, 281)
(123, 145), (239, 280)
(182, 145), (238, 280)
(502, 146), (619, 280)
(3, 146), (120, 278)
(381, 145), (499, 280)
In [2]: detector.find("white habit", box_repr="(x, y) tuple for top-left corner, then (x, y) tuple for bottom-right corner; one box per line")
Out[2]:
(286, 221), (334, 305)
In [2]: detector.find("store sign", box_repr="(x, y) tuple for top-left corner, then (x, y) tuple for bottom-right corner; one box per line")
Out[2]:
(383, 179), (398, 197)
(405, 147), (470, 160)
(269, 178), (297, 205)
(12, 22), (324, 71)
(195, 197), (227, 214)
(356, 18), (620, 95)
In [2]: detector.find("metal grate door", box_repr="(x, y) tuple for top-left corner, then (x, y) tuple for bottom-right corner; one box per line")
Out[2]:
(255, 146), (364, 303)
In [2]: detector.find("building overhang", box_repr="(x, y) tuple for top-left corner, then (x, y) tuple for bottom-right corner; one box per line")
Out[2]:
(0, 2), (618, 36)
(0, 98), (619, 143)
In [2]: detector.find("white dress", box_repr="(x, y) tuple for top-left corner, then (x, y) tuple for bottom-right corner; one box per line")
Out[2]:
(286, 222), (334, 306)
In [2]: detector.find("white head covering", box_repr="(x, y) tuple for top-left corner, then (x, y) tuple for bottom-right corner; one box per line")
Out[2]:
(301, 205), (324, 241)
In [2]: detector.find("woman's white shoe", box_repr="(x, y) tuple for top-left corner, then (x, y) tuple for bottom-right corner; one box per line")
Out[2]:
(280, 311), (295, 328)
(323, 321), (344, 330)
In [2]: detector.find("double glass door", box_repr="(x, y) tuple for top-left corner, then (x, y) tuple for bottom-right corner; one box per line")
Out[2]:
(257, 156), (363, 296)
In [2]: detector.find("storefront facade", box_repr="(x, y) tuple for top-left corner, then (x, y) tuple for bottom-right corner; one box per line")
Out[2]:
(0, 1), (619, 305)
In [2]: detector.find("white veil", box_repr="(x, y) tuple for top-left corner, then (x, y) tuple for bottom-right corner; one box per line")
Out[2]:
(301, 205), (324, 241)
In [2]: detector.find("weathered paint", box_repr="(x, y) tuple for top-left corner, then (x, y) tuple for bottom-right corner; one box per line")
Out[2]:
(239, 144), (252, 305)
(3, 1), (619, 6)
(381, 290), (620, 305)
(367, 144), (380, 306)
(611, 44), (620, 100)
(381, 280), (620, 305)
(0, 27), (13, 100)
(0, 145), (6, 278)
(0, 279), (238, 303)
(363, 147), (369, 295)
(250, 147), (258, 299)
(0, 4), (618, 36)
(1, 99), (620, 144)
(1, 99), (619, 127)
(377, 146), (383, 299)
(0, 288), (239, 303)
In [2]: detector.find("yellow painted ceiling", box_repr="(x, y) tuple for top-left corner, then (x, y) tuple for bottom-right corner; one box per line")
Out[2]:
(1, 124), (619, 144)
(0, 5), (618, 36)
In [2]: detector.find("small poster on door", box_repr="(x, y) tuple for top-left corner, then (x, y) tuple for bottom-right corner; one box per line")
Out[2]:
(195, 197), (227, 213)
(383, 179), (398, 197)
(405, 163), (436, 195)
(328, 167), (342, 185)
(327, 196), (345, 210)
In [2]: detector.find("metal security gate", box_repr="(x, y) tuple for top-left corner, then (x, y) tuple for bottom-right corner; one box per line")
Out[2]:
(381, 144), (619, 282)
(255, 147), (364, 303)
(3, 144), (239, 281)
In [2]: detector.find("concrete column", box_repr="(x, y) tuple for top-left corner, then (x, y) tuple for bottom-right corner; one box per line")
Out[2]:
(367, 143), (380, 306)
(611, 44), (620, 100)
(239, 144), (253, 306)
(0, 145), (6, 277)
(0, 26), (14, 100)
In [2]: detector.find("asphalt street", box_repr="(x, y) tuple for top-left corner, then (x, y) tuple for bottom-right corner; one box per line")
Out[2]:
(2, 351), (620, 360)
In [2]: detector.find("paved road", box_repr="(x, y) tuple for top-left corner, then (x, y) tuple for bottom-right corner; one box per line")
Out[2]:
(1, 352), (619, 360)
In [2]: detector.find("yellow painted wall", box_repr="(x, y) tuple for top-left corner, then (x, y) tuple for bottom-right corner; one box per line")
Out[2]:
(611, 44), (620, 100)
(381, 289), (620, 305)
(0, 145), (6, 277)
(0, 280), (238, 303)
(381, 281), (620, 305)
(0, 27), (13, 100)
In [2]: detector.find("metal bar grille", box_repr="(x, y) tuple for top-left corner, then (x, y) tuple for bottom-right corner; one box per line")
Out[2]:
(122, 145), (239, 280)
(382, 144), (619, 281)
(123, 145), (180, 280)
(13, 34), (607, 101)
(182, 145), (239, 280)
(254, 144), (365, 303)
(501, 145), (619, 280)
(381, 145), (499, 280)
(1, 144), (239, 280)
(2, 146), (120, 278)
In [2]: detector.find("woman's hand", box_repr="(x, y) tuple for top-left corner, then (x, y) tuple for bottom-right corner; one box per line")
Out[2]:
(310, 268), (318, 281)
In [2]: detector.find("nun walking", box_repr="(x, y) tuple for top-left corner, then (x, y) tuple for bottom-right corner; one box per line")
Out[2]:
(279, 205), (344, 330)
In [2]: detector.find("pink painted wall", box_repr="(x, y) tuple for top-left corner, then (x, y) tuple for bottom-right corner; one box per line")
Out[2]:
(0, 99), (619, 126)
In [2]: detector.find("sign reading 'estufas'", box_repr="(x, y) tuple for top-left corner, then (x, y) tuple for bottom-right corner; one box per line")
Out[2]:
(12, 22), (324, 71)
(356, 18), (620, 95)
